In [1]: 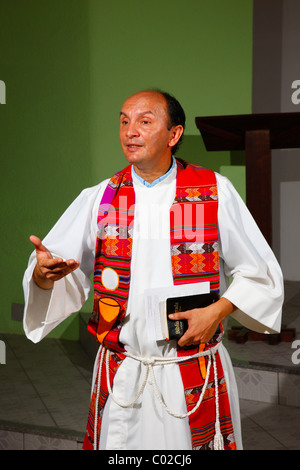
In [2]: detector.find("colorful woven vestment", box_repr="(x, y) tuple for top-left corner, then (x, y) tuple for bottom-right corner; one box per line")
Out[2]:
(83, 158), (236, 450)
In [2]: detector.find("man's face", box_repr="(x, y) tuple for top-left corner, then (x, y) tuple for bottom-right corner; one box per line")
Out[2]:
(119, 91), (175, 170)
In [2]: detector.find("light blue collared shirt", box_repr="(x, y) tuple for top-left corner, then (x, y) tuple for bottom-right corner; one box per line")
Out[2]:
(131, 156), (176, 188)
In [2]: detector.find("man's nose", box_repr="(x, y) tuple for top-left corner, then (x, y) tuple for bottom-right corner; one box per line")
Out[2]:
(126, 121), (139, 137)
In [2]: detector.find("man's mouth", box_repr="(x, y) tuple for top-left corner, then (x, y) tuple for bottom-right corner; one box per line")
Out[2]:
(126, 142), (143, 152)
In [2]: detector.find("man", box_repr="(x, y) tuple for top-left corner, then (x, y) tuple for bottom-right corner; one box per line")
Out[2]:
(23, 90), (283, 451)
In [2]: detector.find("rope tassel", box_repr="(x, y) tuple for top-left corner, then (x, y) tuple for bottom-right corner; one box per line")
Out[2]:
(214, 421), (224, 450)
(212, 351), (224, 450)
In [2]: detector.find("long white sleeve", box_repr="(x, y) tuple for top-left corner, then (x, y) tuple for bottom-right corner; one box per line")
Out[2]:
(216, 173), (283, 334)
(23, 182), (108, 343)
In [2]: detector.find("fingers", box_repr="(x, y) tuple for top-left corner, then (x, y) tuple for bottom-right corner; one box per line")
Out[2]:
(177, 332), (191, 348)
(39, 258), (80, 281)
(168, 310), (196, 347)
(29, 235), (80, 273)
(177, 324), (199, 348)
(29, 234), (80, 288)
(169, 309), (211, 347)
(29, 235), (49, 253)
(33, 257), (80, 289)
(168, 311), (188, 321)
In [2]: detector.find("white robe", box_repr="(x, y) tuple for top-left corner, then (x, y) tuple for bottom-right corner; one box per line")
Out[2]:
(22, 163), (283, 450)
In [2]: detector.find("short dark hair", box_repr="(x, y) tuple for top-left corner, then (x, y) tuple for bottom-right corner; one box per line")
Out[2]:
(152, 89), (186, 155)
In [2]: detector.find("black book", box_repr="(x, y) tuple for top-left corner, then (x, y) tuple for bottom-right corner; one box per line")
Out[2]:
(162, 291), (219, 341)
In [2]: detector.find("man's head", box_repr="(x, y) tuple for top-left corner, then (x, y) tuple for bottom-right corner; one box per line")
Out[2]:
(119, 90), (185, 175)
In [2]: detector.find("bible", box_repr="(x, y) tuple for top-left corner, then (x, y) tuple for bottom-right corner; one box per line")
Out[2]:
(162, 291), (220, 341)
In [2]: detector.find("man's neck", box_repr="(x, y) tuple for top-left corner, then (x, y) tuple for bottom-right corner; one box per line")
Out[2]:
(133, 156), (173, 184)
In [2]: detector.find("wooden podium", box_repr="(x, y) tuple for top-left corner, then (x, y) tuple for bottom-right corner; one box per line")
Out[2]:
(195, 112), (300, 246)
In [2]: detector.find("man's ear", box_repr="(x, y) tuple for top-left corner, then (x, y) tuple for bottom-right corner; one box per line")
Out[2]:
(168, 125), (184, 148)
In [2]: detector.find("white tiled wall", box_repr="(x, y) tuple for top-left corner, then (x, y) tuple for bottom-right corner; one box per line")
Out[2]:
(234, 366), (300, 407)
(0, 429), (82, 450)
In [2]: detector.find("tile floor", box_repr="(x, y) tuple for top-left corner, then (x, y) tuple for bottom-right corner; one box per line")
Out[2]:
(0, 334), (90, 450)
(228, 280), (300, 450)
(0, 280), (299, 450)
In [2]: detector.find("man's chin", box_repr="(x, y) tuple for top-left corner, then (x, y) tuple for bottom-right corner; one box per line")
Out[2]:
(123, 152), (144, 165)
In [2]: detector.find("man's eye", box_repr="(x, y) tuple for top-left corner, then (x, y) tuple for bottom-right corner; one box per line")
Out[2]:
(121, 120), (129, 125)
(141, 120), (150, 125)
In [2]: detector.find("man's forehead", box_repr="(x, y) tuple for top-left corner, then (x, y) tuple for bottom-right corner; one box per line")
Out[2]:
(120, 109), (154, 118)
(121, 91), (167, 114)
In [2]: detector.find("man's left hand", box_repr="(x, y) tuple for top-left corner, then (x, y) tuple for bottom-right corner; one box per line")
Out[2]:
(168, 297), (236, 348)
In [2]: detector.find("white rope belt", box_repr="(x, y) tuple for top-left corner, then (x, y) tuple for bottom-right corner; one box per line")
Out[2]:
(94, 343), (224, 450)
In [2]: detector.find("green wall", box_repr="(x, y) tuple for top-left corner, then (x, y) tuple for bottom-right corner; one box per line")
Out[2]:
(87, 0), (252, 179)
(0, 0), (92, 338)
(0, 0), (252, 339)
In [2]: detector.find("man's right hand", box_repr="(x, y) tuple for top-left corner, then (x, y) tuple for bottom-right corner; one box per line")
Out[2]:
(29, 235), (80, 290)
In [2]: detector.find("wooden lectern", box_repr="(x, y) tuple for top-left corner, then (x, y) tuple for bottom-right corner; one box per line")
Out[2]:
(195, 112), (300, 247)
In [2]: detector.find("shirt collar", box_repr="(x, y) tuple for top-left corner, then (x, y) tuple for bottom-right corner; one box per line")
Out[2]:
(131, 156), (176, 188)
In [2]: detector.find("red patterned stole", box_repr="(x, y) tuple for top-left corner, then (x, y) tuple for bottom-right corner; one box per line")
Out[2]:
(87, 168), (134, 353)
(83, 159), (236, 450)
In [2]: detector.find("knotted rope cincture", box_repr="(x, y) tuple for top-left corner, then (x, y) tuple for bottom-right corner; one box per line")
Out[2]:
(93, 343), (224, 451)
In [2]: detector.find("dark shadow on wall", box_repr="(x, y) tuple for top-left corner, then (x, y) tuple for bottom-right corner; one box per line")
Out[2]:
(178, 135), (245, 172)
